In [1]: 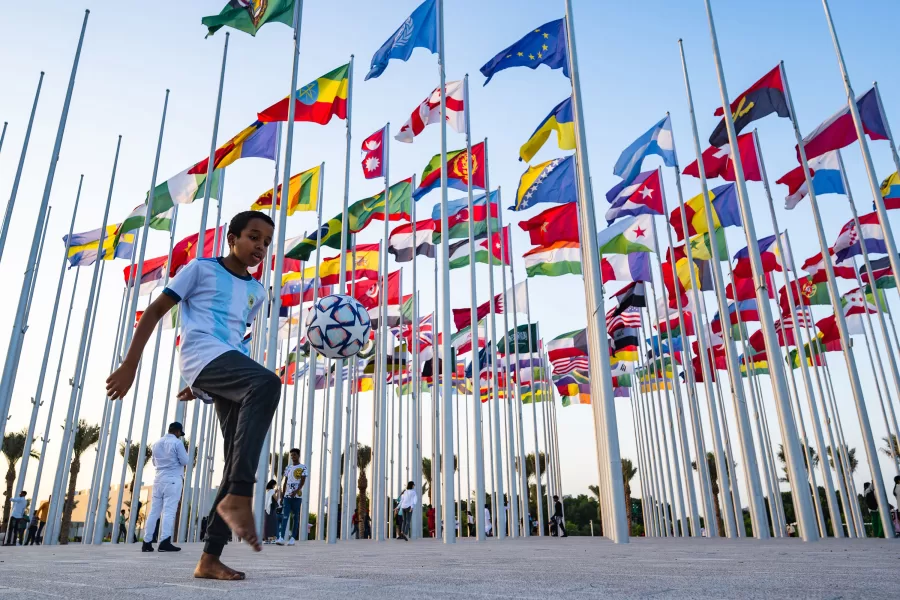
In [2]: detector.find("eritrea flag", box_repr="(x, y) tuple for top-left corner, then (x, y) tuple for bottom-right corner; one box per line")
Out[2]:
(709, 65), (790, 147)
(413, 142), (485, 200)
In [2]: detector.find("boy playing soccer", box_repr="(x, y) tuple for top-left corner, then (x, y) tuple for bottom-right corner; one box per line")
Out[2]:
(107, 211), (280, 580)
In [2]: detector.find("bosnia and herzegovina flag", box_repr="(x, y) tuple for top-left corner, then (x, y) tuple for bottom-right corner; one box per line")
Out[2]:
(512, 154), (577, 211)
(668, 183), (741, 241)
(258, 63), (350, 125)
(709, 65), (790, 147)
(519, 97), (575, 163)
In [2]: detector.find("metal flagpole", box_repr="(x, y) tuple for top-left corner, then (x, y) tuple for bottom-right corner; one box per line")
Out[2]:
(637, 322), (671, 535)
(432, 258), (442, 540)
(0, 72), (43, 263)
(562, 3), (628, 541)
(300, 172), (326, 542)
(630, 387), (656, 536)
(197, 33), (229, 259)
(14, 177), (82, 497)
(407, 175), (424, 539)
(260, 1), (305, 532)
(0, 12), (88, 441)
(0, 121), (6, 157)
(188, 403), (210, 541)
(326, 53), (355, 544)
(460, 76), (486, 541)
(316, 363), (333, 541)
(159, 317), (181, 438)
(506, 253), (530, 536)
(341, 240), (359, 539)
(523, 281), (545, 535)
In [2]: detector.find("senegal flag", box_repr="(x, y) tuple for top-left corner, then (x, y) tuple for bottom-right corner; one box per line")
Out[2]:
(252, 165), (321, 216)
(258, 63), (349, 125)
(203, 0), (295, 37)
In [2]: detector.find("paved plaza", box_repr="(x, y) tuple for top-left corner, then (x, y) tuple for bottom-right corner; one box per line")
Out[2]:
(0, 536), (894, 599)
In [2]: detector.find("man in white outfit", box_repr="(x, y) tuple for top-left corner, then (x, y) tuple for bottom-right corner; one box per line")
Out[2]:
(142, 422), (189, 552)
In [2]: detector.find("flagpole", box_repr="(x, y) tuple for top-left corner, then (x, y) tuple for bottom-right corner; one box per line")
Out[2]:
(374, 117), (391, 543)
(637, 316), (671, 535)
(562, 0), (628, 542)
(197, 32), (229, 259)
(432, 253), (443, 540)
(0, 72), (43, 263)
(523, 280), (546, 535)
(299, 162), (326, 543)
(506, 234), (530, 536)
(630, 387), (656, 535)
(0, 121), (6, 156)
(0, 12), (88, 443)
(159, 316), (181, 437)
(409, 174), (424, 539)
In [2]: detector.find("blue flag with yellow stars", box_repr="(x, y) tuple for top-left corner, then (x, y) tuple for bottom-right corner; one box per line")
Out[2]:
(480, 18), (569, 85)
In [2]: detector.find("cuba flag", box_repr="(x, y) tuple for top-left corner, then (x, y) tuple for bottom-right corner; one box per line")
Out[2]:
(366, 0), (438, 80)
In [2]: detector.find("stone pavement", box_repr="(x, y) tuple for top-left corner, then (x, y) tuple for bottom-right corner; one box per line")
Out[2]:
(0, 536), (894, 599)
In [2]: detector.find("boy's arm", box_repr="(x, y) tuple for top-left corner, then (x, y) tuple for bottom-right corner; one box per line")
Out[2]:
(106, 293), (176, 400)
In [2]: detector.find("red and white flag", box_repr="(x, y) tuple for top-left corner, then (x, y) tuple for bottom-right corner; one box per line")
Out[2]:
(683, 132), (762, 182)
(361, 127), (385, 179)
(395, 80), (466, 143)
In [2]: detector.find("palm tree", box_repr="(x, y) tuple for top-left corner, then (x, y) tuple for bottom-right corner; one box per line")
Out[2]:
(826, 445), (858, 475)
(879, 434), (899, 460)
(523, 452), (547, 517)
(587, 484), (602, 530)
(356, 444), (371, 538)
(3, 428), (38, 528)
(59, 420), (100, 544)
(776, 444), (819, 483)
(119, 442), (151, 495)
(692, 452), (723, 536)
(422, 457), (433, 502)
(621, 458), (638, 535)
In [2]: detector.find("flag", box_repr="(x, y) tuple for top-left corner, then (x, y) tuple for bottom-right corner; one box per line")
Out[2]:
(727, 272), (775, 301)
(396, 80), (465, 142)
(117, 202), (174, 238)
(251, 164), (320, 216)
(779, 273), (831, 313)
(597, 214), (656, 254)
(123, 254), (168, 296)
(548, 329), (589, 362)
(612, 282), (646, 315)
(709, 65), (790, 147)
(453, 294), (502, 331)
(190, 120), (278, 175)
(168, 226), (225, 276)
(776, 150), (845, 210)
(447, 227), (510, 269)
(797, 87), (888, 161)
(606, 305), (642, 335)
(859, 255), (897, 290)
(523, 241), (581, 277)
(802, 248), (857, 279)
(612, 327), (639, 362)
(683, 132), (762, 182)
(732, 233), (790, 278)
(480, 18), (569, 85)
(348, 269), (401, 311)
(302, 244), (380, 285)
(65, 224), (134, 268)
(512, 155), (577, 211)
(881, 172), (900, 209)
(202, 0), (295, 36)
(258, 63), (350, 124)
(517, 202), (579, 246)
(347, 179), (413, 232)
(833, 212), (887, 262)
(414, 142), (485, 200)
(431, 190), (498, 242)
(366, 0), (438, 80)
(280, 278), (330, 308)
(601, 253), (651, 283)
(711, 299), (759, 333)
(361, 127), (386, 179)
(450, 320), (487, 354)
(605, 170), (664, 224)
(662, 256), (711, 299)
(669, 183), (741, 241)
(613, 115), (677, 185)
(503, 282), (528, 316)
(498, 324), (539, 355)
(285, 216), (342, 261)
(388, 219), (436, 262)
(519, 96), (575, 162)
(135, 168), (221, 232)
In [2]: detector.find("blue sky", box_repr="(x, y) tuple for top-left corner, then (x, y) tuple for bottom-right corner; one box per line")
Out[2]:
(2, 0), (900, 513)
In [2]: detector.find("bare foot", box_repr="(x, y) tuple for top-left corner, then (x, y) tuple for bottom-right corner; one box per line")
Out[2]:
(193, 553), (245, 581)
(216, 494), (262, 551)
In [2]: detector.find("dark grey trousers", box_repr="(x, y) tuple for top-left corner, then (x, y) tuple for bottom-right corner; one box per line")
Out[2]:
(192, 350), (281, 556)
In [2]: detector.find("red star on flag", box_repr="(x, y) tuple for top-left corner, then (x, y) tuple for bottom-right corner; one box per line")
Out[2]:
(633, 226), (646, 238)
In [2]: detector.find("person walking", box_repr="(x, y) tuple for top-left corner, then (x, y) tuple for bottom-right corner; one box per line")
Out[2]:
(864, 482), (885, 538)
(24, 511), (39, 546)
(552, 495), (568, 538)
(107, 211), (279, 581)
(427, 505), (436, 538)
(116, 510), (128, 543)
(140, 422), (189, 552)
(264, 480), (279, 543)
(33, 496), (49, 544)
(4, 491), (28, 546)
(276, 448), (307, 546)
(398, 481), (416, 540)
(484, 504), (493, 537)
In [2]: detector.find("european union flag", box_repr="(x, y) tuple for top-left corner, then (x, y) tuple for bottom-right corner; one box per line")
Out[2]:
(366, 0), (438, 81)
(480, 18), (569, 85)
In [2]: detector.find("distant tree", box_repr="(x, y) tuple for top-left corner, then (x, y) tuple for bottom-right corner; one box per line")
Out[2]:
(2, 428), (38, 528)
(59, 420), (100, 544)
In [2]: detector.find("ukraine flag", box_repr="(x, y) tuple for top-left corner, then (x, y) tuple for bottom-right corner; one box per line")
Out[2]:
(519, 97), (576, 163)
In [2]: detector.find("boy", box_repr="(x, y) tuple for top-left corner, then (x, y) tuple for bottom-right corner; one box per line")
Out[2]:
(277, 448), (307, 545)
(107, 211), (280, 581)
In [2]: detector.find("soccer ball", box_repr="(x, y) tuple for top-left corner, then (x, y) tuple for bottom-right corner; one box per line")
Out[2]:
(305, 294), (372, 359)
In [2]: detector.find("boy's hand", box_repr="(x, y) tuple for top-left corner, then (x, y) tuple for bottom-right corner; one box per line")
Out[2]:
(177, 386), (196, 402)
(106, 362), (137, 400)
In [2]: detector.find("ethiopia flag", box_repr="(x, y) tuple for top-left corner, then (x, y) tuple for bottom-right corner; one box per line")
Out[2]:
(258, 63), (349, 125)
(414, 142), (485, 200)
(202, 0), (295, 37)
(709, 65), (789, 147)
(251, 165), (321, 216)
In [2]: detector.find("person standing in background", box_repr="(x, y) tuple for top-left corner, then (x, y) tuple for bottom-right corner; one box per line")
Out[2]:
(141, 422), (189, 552)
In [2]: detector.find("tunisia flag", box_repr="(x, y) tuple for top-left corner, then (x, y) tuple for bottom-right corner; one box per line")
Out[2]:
(683, 132), (762, 182)
(361, 127), (385, 179)
(349, 269), (401, 310)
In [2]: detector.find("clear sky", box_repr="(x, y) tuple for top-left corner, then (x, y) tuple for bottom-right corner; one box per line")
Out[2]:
(2, 0), (900, 518)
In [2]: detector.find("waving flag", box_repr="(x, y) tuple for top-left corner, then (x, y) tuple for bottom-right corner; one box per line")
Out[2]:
(480, 18), (569, 85)
(366, 0), (438, 80)
(349, 269), (401, 311)
(779, 273), (831, 313)
(414, 142), (485, 200)
(285, 215), (342, 261)
(548, 329), (589, 362)
(802, 248), (857, 279)
(798, 87), (889, 161)
(669, 183), (741, 241)
(860, 255), (897, 290)
(258, 63), (349, 124)
(202, 0), (295, 37)
(519, 97), (575, 163)
(833, 212), (887, 262)
(396, 81), (465, 143)
(683, 132), (761, 182)
(431, 190), (498, 242)
(361, 127), (386, 179)
(606, 305), (642, 335)
(168, 227), (225, 276)
(711, 299), (759, 333)
(190, 121), (278, 175)
(612, 282), (646, 314)
(727, 273), (775, 301)
(613, 115), (676, 185)
(512, 155), (577, 211)
(523, 241), (581, 277)
(776, 151), (845, 209)
(604, 170), (664, 224)
(388, 219), (435, 262)
(881, 172), (900, 209)
(601, 253), (651, 284)
(123, 255), (168, 296)
(347, 179), (413, 232)
(453, 293), (502, 331)
(251, 165), (320, 215)
(597, 215), (656, 255)
(303, 244), (380, 285)
(447, 227), (510, 269)
(709, 65), (790, 147)
(518, 202), (579, 246)
(732, 233), (790, 278)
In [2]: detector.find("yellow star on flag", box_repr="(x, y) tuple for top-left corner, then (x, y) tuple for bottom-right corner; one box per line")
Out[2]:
(517, 51), (523, 57)
(542, 44), (548, 51)
(537, 52), (542, 59)
(529, 54), (534, 60)
(543, 33), (549, 38)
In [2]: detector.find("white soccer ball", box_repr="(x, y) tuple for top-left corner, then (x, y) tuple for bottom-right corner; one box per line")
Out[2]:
(305, 294), (372, 359)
